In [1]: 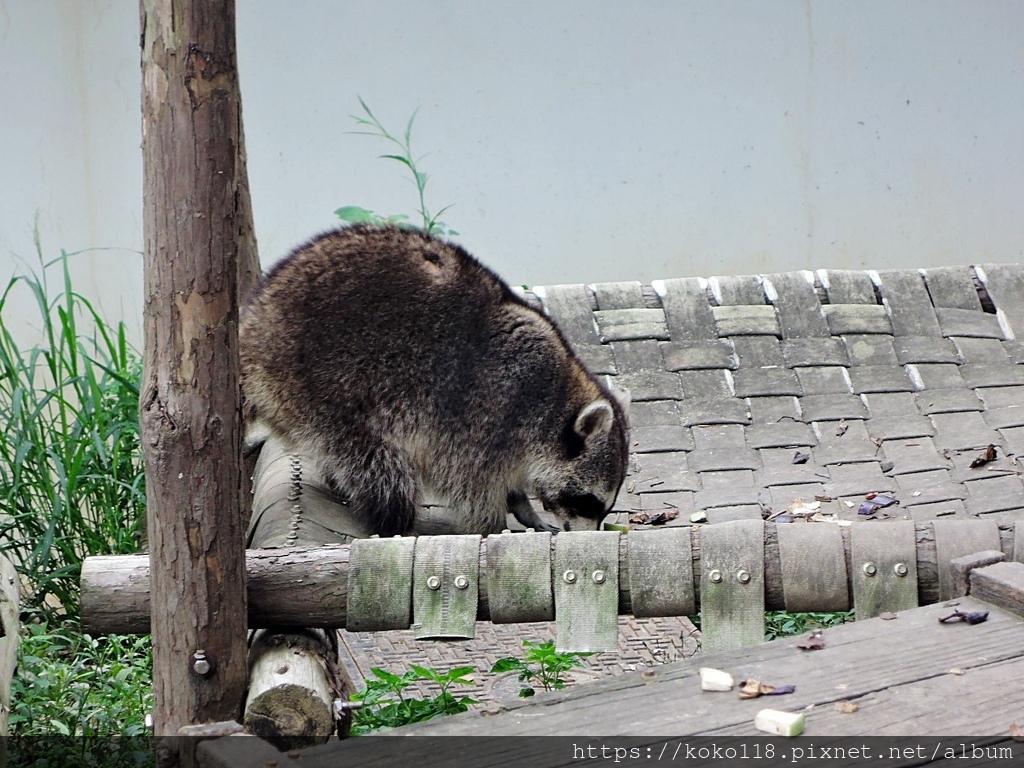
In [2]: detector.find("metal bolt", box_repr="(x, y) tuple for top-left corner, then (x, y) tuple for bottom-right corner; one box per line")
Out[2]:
(592, 569), (606, 584)
(863, 562), (878, 577)
(736, 569), (751, 585)
(454, 575), (470, 590)
(334, 699), (364, 715)
(894, 562), (909, 577)
(426, 575), (441, 591)
(191, 650), (213, 677)
(563, 569), (578, 584)
(708, 569), (723, 584)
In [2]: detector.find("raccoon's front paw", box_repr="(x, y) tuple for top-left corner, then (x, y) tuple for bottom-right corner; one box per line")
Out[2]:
(507, 491), (561, 533)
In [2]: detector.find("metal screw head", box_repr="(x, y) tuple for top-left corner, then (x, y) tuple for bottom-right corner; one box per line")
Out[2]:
(426, 575), (442, 590)
(454, 575), (470, 590)
(736, 569), (751, 584)
(563, 569), (578, 584)
(592, 570), (606, 584)
(191, 650), (213, 677)
(894, 562), (909, 577)
(709, 569), (723, 584)
(863, 562), (878, 577)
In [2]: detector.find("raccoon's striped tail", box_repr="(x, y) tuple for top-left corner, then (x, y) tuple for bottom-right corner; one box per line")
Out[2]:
(342, 442), (418, 538)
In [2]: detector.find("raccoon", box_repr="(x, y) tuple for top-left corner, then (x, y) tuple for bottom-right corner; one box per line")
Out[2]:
(240, 225), (629, 537)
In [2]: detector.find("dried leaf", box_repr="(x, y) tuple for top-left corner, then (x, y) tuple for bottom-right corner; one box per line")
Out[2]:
(796, 630), (825, 651)
(858, 501), (878, 516)
(970, 444), (998, 468)
(646, 509), (679, 525)
(879, 612), (899, 621)
(836, 701), (859, 714)
(628, 510), (680, 525)
(938, 610), (990, 625)
(836, 419), (849, 436)
(738, 680), (796, 699)
(787, 498), (821, 516)
(792, 451), (810, 465)
(814, 494), (834, 503)
(738, 680), (767, 699)
(859, 494), (899, 515)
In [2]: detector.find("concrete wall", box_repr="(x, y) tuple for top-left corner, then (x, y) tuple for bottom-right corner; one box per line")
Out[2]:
(1, 0), (1022, 343)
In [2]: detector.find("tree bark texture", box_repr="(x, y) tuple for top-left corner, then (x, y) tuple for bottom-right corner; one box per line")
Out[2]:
(140, 0), (252, 734)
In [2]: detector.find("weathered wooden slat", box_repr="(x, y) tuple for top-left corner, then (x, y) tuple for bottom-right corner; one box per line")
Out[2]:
(627, 527), (695, 617)
(932, 518), (1002, 601)
(554, 531), (620, 652)
(346, 537), (414, 631)
(950, 549), (1005, 598)
(700, 520), (765, 652)
(412, 535), (480, 640)
(970, 560), (1024, 618)
(776, 522), (849, 611)
(485, 531), (554, 623)
(850, 521), (919, 619)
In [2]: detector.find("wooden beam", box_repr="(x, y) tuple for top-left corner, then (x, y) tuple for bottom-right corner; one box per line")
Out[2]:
(969, 561), (1024, 618)
(81, 520), (1017, 634)
(82, 546), (350, 635)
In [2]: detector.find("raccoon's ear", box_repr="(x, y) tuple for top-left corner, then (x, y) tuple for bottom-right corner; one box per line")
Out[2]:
(574, 399), (615, 441)
(611, 385), (631, 426)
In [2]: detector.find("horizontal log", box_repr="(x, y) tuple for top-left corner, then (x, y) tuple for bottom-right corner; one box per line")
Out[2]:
(81, 545), (350, 635)
(81, 521), (1018, 635)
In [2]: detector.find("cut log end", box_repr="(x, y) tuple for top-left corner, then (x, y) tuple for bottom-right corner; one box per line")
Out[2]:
(244, 684), (334, 751)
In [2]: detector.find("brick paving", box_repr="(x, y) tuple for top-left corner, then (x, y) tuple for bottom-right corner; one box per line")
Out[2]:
(336, 615), (700, 703)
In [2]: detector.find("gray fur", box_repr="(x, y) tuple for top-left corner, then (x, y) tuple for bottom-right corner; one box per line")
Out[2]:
(240, 225), (629, 537)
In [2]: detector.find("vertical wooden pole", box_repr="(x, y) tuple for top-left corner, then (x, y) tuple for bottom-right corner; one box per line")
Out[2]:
(140, 0), (250, 736)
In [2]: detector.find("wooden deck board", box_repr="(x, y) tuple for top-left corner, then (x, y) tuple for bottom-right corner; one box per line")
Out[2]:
(777, 655), (1024, 737)
(381, 598), (1024, 737)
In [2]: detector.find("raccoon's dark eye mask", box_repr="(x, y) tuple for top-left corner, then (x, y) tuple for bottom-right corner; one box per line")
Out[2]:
(558, 492), (608, 520)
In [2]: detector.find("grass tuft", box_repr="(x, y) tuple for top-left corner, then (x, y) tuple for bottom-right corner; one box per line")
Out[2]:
(0, 242), (145, 620)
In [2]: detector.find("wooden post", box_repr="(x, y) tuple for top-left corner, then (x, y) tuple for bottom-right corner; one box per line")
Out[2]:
(140, 0), (252, 735)
(0, 554), (20, 766)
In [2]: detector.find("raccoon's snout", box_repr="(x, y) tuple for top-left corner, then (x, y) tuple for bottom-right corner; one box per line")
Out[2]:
(541, 494), (609, 532)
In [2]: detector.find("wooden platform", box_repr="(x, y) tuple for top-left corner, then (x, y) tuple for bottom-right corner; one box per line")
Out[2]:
(356, 596), (1024, 738)
(198, 593), (1024, 767)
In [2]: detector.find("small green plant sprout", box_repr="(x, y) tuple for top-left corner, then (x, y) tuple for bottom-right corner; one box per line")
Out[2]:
(335, 97), (458, 237)
(349, 664), (478, 735)
(764, 610), (853, 641)
(491, 639), (594, 698)
(8, 620), (153, 766)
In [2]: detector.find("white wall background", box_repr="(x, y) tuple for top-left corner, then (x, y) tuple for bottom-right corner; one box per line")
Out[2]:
(1, 0), (1022, 343)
